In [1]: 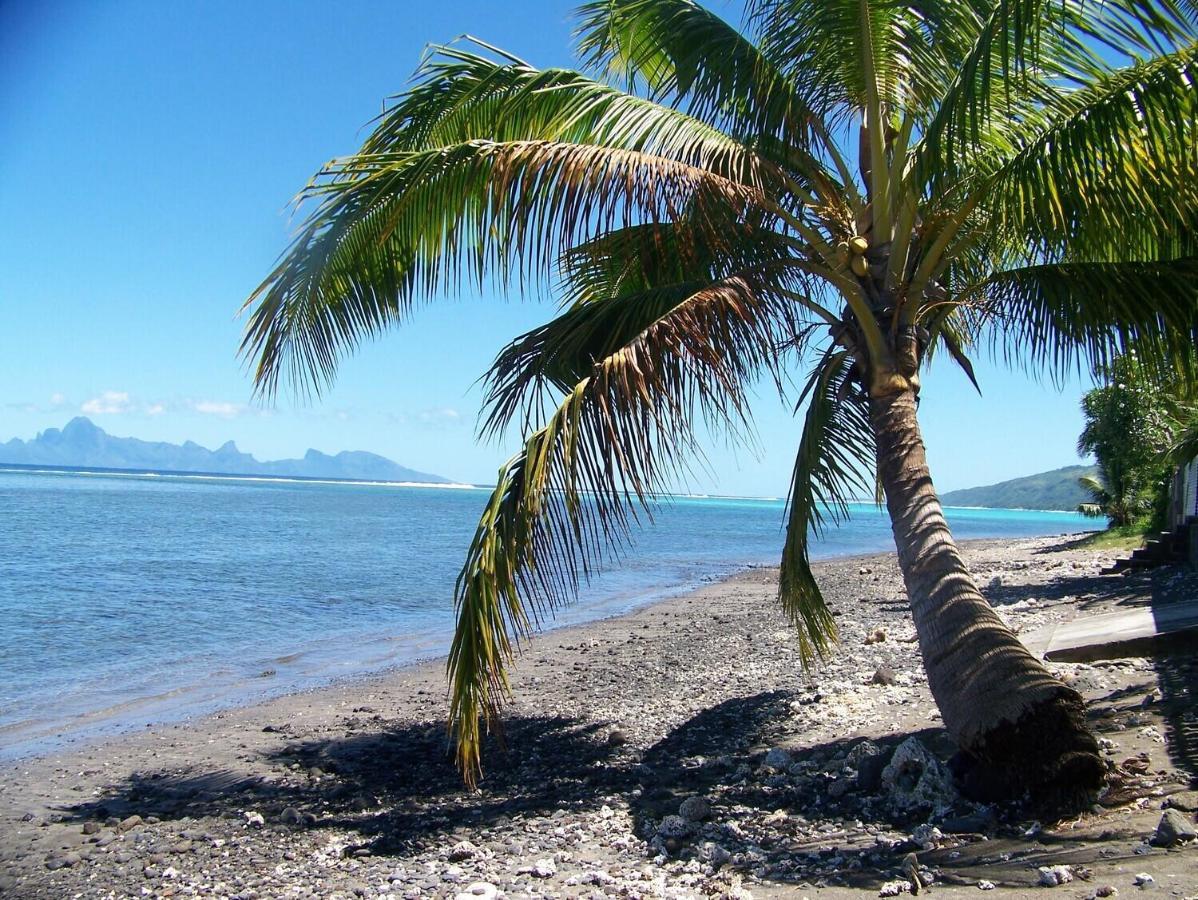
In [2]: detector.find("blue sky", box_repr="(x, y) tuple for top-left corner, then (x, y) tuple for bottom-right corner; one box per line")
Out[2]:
(0, 0), (1093, 496)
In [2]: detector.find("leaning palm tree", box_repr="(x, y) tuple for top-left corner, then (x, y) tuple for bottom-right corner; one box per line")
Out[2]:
(242, 0), (1198, 802)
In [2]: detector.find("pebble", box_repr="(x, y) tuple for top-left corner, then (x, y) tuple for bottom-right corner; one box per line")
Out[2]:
(1151, 809), (1197, 846)
(448, 840), (478, 862)
(871, 666), (896, 686)
(763, 747), (792, 770)
(1038, 865), (1075, 886)
(529, 858), (556, 878)
(678, 796), (711, 822)
(1133, 873), (1154, 886)
(658, 815), (695, 840)
(454, 883), (498, 900)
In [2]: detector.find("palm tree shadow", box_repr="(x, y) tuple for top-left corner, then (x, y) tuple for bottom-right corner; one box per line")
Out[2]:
(53, 689), (1153, 890)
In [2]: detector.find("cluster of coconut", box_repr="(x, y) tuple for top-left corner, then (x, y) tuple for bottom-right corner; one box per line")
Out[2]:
(837, 236), (871, 277)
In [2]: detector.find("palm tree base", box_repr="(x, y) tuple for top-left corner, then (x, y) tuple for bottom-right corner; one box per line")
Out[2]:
(950, 686), (1105, 814)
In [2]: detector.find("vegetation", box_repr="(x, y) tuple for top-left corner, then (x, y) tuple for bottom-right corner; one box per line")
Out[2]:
(1078, 356), (1179, 528)
(241, 0), (1198, 805)
(1073, 522), (1154, 551)
(940, 465), (1098, 512)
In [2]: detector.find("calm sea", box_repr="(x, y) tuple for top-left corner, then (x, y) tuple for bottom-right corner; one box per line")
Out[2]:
(0, 468), (1093, 757)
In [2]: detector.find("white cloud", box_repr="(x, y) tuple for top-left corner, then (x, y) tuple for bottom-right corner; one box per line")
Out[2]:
(416, 406), (462, 424)
(49, 392), (66, 406)
(191, 400), (246, 418)
(144, 402), (167, 416)
(81, 391), (133, 415)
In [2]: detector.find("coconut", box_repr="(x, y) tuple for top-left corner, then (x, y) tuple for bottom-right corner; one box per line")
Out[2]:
(850, 254), (870, 277)
(849, 236), (869, 255)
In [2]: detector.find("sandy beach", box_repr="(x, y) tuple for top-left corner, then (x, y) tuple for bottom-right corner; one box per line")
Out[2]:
(2, 534), (1196, 899)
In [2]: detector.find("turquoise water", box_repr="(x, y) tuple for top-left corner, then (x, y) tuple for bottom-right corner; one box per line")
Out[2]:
(0, 467), (1093, 756)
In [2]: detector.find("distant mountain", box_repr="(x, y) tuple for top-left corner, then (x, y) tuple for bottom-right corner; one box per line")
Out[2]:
(940, 464), (1097, 512)
(0, 417), (453, 484)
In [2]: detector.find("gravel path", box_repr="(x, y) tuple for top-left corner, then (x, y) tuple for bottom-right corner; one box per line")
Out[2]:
(2, 535), (1196, 899)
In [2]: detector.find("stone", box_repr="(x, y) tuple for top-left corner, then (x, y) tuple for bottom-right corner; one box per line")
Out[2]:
(763, 747), (792, 770)
(871, 666), (897, 686)
(278, 807), (304, 827)
(454, 882), (498, 900)
(880, 737), (958, 814)
(988, 576), (1003, 590)
(118, 815), (143, 831)
(1163, 791), (1198, 812)
(1038, 865), (1075, 886)
(45, 852), (80, 870)
(699, 842), (731, 867)
(1090, 887), (1118, 898)
(243, 811), (265, 828)
(846, 739), (889, 792)
(529, 858), (556, 878)
(911, 824), (943, 849)
(978, 881), (996, 891)
(941, 808), (997, 834)
(82, 821), (102, 835)
(1132, 873), (1153, 887)
(606, 729), (628, 747)
(865, 627), (888, 645)
(658, 815), (695, 840)
(679, 796), (711, 822)
(1150, 809), (1197, 847)
(448, 840), (478, 862)
(879, 880), (912, 897)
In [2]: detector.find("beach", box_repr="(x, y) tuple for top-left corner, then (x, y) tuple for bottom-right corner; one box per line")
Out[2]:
(2, 534), (1197, 899)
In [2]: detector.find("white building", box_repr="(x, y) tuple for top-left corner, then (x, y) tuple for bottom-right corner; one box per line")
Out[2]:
(1170, 457), (1198, 529)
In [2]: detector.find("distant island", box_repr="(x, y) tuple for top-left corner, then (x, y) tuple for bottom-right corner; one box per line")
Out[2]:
(0, 417), (454, 484)
(940, 464), (1097, 512)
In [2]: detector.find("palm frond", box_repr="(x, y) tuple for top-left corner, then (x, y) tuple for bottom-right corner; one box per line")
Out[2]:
(778, 350), (874, 664)
(449, 268), (799, 784)
(574, 0), (819, 152)
(975, 258), (1198, 377)
(481, 221), (814, 437)
(241, 138), (766, 398)
(978, 42), (1198, 257)
(747, 0), (993, 117)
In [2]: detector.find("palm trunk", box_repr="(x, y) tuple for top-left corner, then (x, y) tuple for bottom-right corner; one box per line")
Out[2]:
(870, 387), (1104, 807)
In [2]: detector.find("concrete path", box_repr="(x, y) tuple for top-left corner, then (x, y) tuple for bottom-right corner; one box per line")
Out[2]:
(1030, 601), (1198, 662)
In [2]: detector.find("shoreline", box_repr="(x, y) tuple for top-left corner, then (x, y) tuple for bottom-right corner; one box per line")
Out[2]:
(0, 536), (1029, 766)
(10, 532), (1198, 898)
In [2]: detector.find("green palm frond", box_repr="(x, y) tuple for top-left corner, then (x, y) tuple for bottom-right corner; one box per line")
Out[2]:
(241, 138), (767, 398)
(915, 0), (1196, 174)
(449, 268), (798, 784)
(574, 0), (819, 150)
(481, 222), (812, 436)
(748, 0), (992, 116)
(979, 42), (1198, 257)
(778, 350), (875, 664)
(975, 258), (1198, 376)
(363, 42), (767, 167)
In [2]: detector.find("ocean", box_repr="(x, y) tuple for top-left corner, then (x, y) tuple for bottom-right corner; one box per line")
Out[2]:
(0, 467), (1094, 757)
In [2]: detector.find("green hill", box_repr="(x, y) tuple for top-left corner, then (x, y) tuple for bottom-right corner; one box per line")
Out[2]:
(940, 464), (1097, 512)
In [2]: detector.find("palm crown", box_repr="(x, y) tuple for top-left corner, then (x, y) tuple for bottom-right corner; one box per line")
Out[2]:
(242, 0), (1198, 785)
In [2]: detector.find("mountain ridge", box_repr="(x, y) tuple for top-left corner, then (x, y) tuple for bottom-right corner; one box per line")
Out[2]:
(940, 464), (1096, 512)
(0, 417), (453, 484)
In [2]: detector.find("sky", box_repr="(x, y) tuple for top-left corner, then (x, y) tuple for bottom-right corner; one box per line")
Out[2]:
(0, 0), (1094, 496)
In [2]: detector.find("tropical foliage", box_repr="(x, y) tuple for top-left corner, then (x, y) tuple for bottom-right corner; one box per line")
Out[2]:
(242, 0), (1198, 792)
(1078, 357), (1178, 527)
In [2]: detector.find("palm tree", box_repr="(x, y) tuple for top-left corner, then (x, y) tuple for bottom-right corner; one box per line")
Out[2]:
(241, 0), (1198, 803)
